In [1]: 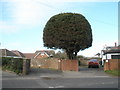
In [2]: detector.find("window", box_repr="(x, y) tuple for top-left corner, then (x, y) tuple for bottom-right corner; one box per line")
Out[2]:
(111, 55), (120, 59)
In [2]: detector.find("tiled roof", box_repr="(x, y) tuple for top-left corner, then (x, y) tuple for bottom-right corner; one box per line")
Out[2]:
(23, 53), (35, 59)
(35, 50), (55, 56)
(0, 49), (55, 59)
(0, 49), (18, 57)
(103, 46), (120, 54)
(11, 50), (25, 58)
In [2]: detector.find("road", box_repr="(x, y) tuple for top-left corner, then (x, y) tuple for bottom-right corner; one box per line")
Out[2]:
(2, 67), (119, 88)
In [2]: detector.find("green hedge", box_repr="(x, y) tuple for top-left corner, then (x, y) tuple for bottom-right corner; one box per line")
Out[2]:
(2, 57), (23, 74)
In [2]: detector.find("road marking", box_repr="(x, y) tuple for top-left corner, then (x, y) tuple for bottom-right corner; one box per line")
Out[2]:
(48, 86), (64, 88)
(40, 76), (49, 77)
(48, 86), (54, 88)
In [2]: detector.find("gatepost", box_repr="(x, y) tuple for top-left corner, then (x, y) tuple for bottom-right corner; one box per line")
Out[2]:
(23, 59), (31, 75)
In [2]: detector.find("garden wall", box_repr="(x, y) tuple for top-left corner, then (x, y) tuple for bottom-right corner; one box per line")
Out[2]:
(31, 58), (78, 71)
(60, 60), (78, 71)
(104, 59), (120, 71)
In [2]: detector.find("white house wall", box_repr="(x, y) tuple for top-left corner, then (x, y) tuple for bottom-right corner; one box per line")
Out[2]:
(103, 53), (120, 60)
(106, 54), (111, 59)
(102, 53), (120, 65)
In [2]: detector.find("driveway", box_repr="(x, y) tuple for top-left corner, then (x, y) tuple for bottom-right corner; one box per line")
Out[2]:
(62, 66), (111, 78)
(2, 67), (119, 88)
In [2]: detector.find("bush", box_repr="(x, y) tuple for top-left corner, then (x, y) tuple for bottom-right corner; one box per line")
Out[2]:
(2, 57), (23, 74)
(54, 51), (68, 60)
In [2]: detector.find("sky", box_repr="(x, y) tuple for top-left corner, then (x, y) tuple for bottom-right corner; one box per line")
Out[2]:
(0, 0), (119, 57)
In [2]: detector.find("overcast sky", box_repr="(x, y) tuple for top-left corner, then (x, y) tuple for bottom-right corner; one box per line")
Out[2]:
(0, 0), (119, 57)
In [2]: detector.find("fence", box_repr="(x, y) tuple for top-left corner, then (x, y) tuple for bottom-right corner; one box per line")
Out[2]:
(104, 59), (120, 71)
(31, 58), (78, 71)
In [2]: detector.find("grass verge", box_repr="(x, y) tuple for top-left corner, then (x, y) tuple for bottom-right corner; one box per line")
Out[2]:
(105, 70), (120, 76)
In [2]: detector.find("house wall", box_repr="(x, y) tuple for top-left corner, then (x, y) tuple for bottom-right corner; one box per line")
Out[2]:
(35, 54), (48, 59)
(104, 59), (120, 71)
(102, 53), (120, 65)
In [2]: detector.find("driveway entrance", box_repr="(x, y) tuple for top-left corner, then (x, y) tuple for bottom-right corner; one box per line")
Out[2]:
(2, 67), (118, 88)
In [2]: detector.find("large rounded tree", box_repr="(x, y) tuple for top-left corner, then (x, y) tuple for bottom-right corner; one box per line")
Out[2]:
(43, 13), (93, 59)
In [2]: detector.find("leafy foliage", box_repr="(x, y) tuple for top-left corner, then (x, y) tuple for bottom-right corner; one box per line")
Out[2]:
(2, 57), (23, 74)
(54, 51), (68, 59)
(43, 13), (92, 59)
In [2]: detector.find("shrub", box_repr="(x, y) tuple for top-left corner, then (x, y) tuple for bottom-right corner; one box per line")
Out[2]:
(2, 57), (23, 74)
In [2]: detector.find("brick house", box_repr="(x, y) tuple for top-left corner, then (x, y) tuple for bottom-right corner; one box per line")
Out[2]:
(0, 49), (55, 59)
(23, 50), (55, 59)
(102, 45), (120, 61)
(11, 50), (25, 58)
(0, 49), (23, 58)
(101, 44), (120, 70)
(23, 53), (35, 59)
(34, 50), (54, 59)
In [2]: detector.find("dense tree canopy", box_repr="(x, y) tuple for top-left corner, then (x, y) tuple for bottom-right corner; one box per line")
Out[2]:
(43, 13), (93, 59)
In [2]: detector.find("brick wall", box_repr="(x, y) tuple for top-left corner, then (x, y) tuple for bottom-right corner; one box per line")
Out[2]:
(104, 59), (120, 71)
(31, 58), (78, 71)
(31, 59), (59, 69)
(60, 60), (78, 71)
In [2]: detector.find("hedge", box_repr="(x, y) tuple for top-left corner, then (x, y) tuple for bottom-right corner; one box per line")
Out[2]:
(2, 57), (23, 74)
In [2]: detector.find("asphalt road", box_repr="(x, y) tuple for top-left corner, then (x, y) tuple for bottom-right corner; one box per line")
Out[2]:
(2, 67), (119, 88)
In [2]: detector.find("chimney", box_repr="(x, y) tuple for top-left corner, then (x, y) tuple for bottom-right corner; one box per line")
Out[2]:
(115, 42), (117, 47)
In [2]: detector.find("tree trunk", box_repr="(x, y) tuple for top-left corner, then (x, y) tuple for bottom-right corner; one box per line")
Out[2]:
(74, 52), (77, 59)
(66, 50), (77, 60)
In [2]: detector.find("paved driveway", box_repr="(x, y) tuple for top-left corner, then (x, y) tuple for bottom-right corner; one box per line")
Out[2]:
(2, 67), (119, 88)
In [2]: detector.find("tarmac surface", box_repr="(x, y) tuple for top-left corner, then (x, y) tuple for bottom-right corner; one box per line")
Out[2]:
(1, 66), (119, 88)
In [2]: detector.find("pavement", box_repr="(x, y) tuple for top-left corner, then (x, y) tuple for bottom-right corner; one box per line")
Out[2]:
(1, 66), (119, 88)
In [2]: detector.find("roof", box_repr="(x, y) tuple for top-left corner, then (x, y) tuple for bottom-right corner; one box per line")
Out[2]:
(11, 50), (25, 58)
(0, 49), (55, 59)
(0, 49), (18, 57)
(103, 50), (120, 54)
(103, 46), (120, 54)
(23, 53), (35, 59)
(35, 50), (55, 57)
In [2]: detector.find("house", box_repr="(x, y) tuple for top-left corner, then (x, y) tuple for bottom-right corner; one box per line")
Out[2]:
(0, 49), (22, 58)
(0, 48), (55, 59)
(23, 50), (55, 59)
(11, 50), (25, 58)
(101, 43), (120, 65)
(23, 53), (35, 59)
(34, 50), (54, 59)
